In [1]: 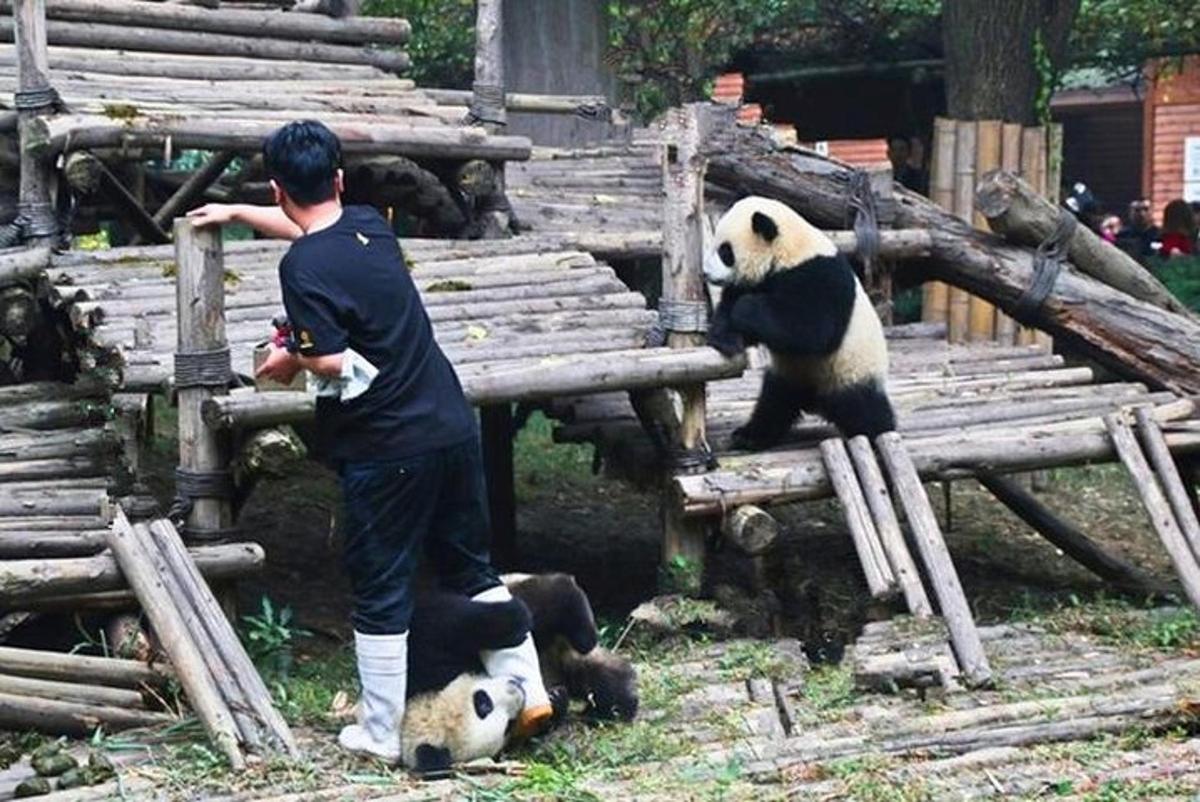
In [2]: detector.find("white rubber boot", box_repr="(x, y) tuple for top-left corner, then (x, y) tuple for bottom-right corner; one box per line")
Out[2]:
(338, 630), (406, 762)
(472, 584), (553, 736)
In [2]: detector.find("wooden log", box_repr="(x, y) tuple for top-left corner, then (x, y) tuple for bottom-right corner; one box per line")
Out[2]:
(846, 436), (933, 617)
(48, 116), (531, 162)
(469, 0), (504, 126)
(657, 105), (715, 590)
(0, 690), (173, 736)
(698, 114), (1200, 396)
(0, 645), (169, 688)
(0, 246), (50, 284)
(106, 511), (243, 768)
(976, 171), (1187, 316)
(0, 673), (144, 708)
(65, 152), (169, 244)
(1134, 405), (1200, 563)
(721, 506), (778, 556)
(0, 19), (411, 73)
(1105, 412), (1200, 610)
(150, 149), (235, 231)
(426, 88), (609, 115)
(819, 438), (897, 599)
(148, 520), (297, 755)
(978, 474), (1169, 595)
(7, 0), (412, 45)
(948, 120), (975, 343)
(0, 542), (263, 602)
(0, 530), (108, 558)
(14, 0), (56, 247)
(175, 219), (233, 544)
(873, 432), (992, 687)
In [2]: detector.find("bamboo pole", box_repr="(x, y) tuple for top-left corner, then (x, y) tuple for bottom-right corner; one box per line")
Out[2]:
(874, 432), (992, 687)
(106, 511), (244, 768)
(925, 121), (957, 341)
(968, 120), (1002, 343)
(1104, 413), (1200, 610)
(819, 438), (897, 599)
(1018, 127), (1046, 346)
(846, 435), (933, 617)
(948, 120), (976, 342)
(995, 122), (1023, 346)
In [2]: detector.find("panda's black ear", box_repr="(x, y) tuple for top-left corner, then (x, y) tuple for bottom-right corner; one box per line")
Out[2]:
(751, 211), (778, 243)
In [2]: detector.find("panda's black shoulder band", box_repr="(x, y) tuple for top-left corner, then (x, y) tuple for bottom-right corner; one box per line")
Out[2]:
(1012, 210), (1075, 325)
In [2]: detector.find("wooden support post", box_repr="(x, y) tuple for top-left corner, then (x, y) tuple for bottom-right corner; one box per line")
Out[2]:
(13, 0), (58, 246)
(469, 0), (505, 127)
(978, 474), (1169, 596)
(658, 104), (712, 593)
(174, 218), (234, 545)
(875, 432), (992, 687)
(1133, 406), (1200, 565)
(1104, 412), (1200, 610)
(846, 436), (933, 617)
(481, 403), (517, 569)
(819, 438), (897, 600)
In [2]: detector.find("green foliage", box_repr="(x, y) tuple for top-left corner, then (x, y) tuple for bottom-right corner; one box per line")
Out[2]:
(1071, 0), (1200, 78)
(1032, 28), (1056, 125)
(240, 596), (311, 679)
(658, 553), (703, 595)
(1150, 256), (1200, 312)
(513, 411), (595, 502)
(361, 0), (474, 88)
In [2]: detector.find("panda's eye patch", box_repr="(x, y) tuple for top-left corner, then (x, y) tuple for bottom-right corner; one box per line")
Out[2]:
(473, 690), (495, 719)
(718, 242), (734, 267)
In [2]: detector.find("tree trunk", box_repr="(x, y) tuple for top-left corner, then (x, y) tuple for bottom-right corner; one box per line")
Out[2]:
(942, 0), (1079, 125)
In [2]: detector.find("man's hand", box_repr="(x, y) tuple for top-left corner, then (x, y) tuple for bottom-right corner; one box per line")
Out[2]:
(255, 344), (303, 384)
(187, 204), (238, 228)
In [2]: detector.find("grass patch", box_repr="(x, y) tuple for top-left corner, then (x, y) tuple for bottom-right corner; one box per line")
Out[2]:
(1010, 594), (1200, 652)
(799, 664), (857, 713)
(513, 411), (594, 502)
(716, 641), (795, 684)
(269, 646), (357, 728)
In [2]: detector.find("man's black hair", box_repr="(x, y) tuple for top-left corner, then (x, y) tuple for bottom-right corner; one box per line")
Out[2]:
(262, 120), (343, 206)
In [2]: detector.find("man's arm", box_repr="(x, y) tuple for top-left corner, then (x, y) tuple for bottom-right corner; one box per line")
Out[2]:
(255, 347), (343, 383)
(188, 204), (303, 240)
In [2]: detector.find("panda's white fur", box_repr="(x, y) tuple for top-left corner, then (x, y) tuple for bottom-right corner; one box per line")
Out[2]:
(705, 196), (894, 447)
(400, 674), (524, 771)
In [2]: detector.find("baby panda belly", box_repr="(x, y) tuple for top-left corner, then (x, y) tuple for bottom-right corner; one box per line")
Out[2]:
(771, 283), (894, 438)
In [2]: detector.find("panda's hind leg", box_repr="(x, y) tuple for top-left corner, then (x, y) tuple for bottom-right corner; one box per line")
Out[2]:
(731, 369), (811, 451)
(818, 381), (896, 438)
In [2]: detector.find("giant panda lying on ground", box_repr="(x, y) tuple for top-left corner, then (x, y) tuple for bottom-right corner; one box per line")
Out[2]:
(704, 196), (896, 450)
(401, 573), (638, 773)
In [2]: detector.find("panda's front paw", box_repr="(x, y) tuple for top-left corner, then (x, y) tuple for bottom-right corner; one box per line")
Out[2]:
(706, 330), (745, 358)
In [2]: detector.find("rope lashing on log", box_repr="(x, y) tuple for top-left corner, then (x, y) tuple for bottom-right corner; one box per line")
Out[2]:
(847, 169), (880, 283)
(574, 102), (612, 122)
(645, 299), (708, 348)
(13, 86), (59, 112)
(669, 444), (719, 474)
(1013, 209), (1075, 326)
(170, 466), (238, 543)
(173, 347), (232, 390)
(466, 82), (506, 127)
(15, 201), (58, 240)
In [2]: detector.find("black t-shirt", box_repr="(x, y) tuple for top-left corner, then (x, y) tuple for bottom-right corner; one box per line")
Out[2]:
(278, 205), (476, 464)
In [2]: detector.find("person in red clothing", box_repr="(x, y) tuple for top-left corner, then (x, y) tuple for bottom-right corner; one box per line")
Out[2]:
(1161, 199), (1197, 257)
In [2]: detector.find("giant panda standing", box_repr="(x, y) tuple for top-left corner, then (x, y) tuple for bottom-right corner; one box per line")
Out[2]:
(704, 196), (895, 450)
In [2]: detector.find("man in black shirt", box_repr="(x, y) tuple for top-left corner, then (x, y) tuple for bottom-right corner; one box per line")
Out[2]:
(189, 121), (552, 763)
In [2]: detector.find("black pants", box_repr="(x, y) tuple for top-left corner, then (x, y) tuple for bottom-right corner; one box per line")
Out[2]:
(339, 436), (499, 635)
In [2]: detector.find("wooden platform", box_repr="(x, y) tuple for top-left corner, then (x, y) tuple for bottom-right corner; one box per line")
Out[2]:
(550, 334), (1200, 512)
(44, 235), (744, 407)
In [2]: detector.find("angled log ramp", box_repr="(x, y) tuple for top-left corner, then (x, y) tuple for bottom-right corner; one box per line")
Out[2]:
(107, 510), (296, 768)
(819, 438), (897, 600)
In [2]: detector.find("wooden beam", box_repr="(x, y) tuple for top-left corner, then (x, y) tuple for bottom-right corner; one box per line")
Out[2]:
(13, 0), (57, 246)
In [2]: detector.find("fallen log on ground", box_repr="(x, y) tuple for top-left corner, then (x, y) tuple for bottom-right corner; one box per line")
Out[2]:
(0, 646), (170, 688)
(0, 691), (174, 736)
(697, 106), (1200, 396)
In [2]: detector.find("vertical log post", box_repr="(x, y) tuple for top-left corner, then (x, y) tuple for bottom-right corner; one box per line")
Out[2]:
(922, 117), (956, 330)
(995, 122), (1024, 345)
(948, 120), (976, 343)
(658, 104), (713, 594)
(1017, 126), (1046, 347)
(12, 0), (59, 246)
(174, 219), (234, 546)
(468, 0), (505, 127)
(968, 120), (1002, 343)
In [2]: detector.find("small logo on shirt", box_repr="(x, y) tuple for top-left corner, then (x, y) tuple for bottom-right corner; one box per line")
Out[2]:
(298, 329), (314, 350)
(355, 232), (370, 246)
